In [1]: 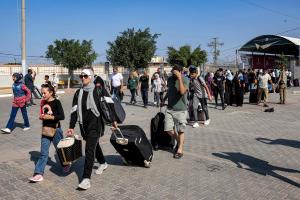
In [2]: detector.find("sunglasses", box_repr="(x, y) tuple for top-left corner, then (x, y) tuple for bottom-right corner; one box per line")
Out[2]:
(79, 74), (90, 79)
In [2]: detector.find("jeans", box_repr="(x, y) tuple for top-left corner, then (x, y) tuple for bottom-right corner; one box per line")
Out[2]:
(111, 86), (122, 101)
(214, 88), (224, 108)
(130, 89), (136, 103)
(34, 128), (64, 175)
(141, 89), (148, 106)
(6, 106), (30, 129)
(154, 92), (161, 106)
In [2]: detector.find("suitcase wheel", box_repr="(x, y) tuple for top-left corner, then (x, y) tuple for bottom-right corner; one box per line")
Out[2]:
(144, 160), (151, 168)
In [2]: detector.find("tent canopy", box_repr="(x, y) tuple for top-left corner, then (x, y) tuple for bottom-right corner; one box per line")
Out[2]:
(239, 35), (300, 57)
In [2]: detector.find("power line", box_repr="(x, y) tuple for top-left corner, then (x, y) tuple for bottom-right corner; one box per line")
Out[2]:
(239, 0), (300, 21)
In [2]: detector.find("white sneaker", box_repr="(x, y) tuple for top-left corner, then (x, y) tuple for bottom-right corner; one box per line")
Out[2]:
(78, 178), (91, 190)
(192, 122), (200, 128)
(1, 128), (11, 133)
(95, 162), (108, 175)
(204, 119), (211, 126)
(23, 127), (31, 131)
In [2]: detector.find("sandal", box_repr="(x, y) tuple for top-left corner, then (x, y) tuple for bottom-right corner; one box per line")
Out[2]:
(173, 152), (183, 159)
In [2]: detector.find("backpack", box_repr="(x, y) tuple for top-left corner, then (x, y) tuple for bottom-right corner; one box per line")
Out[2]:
(96, 87), (126, 124)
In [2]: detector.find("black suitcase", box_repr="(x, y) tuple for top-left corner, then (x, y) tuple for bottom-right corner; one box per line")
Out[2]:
(150, 112), (174, 150)
(110, 125), (153, 168)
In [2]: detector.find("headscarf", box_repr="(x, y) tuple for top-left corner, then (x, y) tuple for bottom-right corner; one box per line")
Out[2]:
(225, 70), (233, 81)
(77, 69), (100, 124)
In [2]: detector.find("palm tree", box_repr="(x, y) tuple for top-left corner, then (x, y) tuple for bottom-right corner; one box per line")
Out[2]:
(167, 45), (207, 68)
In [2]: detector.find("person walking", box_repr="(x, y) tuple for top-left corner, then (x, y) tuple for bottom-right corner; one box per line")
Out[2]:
(278, 65), (287, 104)
(189, 66), (212, 128)
(29, 83), (68, 182)
(212, 69), (226, 110)
(224, 70), (234, 106)
(234, 71), (245, 107)
(24, 69), (36, 106)
(127, 72), (139, 104)
(152, 73), (163, 107)
(257, 69), (273, 106)
(67, 69), (116, 190)
(161, 64), (189, 159)
(1, 73), (31, 134)
(110, 67), (124, 101)
(139, 70), (150, 108)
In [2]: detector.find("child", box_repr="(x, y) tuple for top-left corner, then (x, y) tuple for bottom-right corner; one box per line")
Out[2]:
(1, 73), (31, 134)
(29, 83), (68, 182)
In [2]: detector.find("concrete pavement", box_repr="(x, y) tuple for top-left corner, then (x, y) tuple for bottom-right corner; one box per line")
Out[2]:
(0, 89), (299, 199)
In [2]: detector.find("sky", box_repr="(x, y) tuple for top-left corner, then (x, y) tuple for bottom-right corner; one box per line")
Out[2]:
(0, 0), (300, 64)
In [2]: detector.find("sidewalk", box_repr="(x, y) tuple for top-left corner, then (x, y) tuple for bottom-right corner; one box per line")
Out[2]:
(0, 89), (299, 199)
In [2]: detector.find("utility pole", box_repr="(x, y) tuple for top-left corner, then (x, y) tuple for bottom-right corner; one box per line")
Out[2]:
(21, 0), (27, 76)
(208, 37), (223, 66)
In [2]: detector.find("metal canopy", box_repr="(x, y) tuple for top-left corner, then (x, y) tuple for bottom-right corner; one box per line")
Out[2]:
(239, 35), (300, 56)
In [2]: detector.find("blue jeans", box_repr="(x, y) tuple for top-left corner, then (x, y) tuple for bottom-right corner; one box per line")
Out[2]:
(141, 89), (148, 106)
(34, 128), (64, 175)
(6, 106), (30, 129)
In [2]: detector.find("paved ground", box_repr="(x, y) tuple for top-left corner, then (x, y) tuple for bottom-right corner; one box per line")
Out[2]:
(0, 88), (299, 200)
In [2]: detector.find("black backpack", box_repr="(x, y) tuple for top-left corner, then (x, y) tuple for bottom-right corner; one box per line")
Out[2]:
(96, 87), (126, 124)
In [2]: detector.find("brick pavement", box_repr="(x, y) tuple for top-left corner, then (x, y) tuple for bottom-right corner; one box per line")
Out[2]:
(0, 88), (299, 199)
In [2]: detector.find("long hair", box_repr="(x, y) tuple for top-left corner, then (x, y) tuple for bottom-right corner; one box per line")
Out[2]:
(41, 83), (56, 98)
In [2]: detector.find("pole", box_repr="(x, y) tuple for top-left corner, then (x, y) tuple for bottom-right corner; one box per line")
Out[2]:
(21, 0), (26, 76)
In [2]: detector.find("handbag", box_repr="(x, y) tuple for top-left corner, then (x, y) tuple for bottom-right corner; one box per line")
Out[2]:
(57, 135), (82, 165)
(42, 126), (57, 137)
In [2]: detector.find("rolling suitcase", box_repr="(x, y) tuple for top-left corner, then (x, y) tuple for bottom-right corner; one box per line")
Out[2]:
(150, 110), (174, 150)
(110, 125), (153, 168)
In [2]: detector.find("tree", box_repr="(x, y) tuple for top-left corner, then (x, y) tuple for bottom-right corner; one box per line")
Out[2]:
(106, 28), (160, 69)
(46, 39), (97, 77)
(167, 45), (207, 68)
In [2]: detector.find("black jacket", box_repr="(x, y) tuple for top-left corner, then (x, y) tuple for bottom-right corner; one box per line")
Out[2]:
(24, 73), (34, 91)
(69, 88), (105, 137)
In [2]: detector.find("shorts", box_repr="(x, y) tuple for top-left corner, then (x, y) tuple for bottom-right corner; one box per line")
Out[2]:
(164, 109), (187, 133)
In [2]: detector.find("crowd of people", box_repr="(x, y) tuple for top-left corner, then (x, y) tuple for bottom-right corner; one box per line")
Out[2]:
(0, 64), (292, 190)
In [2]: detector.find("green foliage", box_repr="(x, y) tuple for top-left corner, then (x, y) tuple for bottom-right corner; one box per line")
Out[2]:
(46, 39), (97, 74)
(106, 28), (160, 69)
(167, 45), (207, 68)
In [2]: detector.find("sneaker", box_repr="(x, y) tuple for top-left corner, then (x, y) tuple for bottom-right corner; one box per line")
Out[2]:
(192, 122), (200, 128)
(78, 178), (91, 190)
(29, 174), (43, 182)
(1, 128), (11, 134)
(204, 119), (210, 126)
(23, 127), (31, 131)
(95, 163), (108, 175)
(63, 164), (71, 173)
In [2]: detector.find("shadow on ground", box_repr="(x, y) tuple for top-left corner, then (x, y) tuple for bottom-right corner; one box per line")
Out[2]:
(212, 152), (300, 188)
(256, 138), (300, 149)
(29, 151), (83, 182)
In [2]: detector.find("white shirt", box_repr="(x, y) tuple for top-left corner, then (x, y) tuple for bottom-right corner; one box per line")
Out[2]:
(51, 76), (59, 87)
(110, 73), (123, 87)
(258, 73), (271, 89)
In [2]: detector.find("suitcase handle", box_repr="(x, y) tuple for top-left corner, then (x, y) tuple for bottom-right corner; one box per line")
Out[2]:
(111, 127), (128, 145)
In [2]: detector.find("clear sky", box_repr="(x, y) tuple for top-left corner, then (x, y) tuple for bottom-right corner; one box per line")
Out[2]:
(0, 0), (299, 64)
